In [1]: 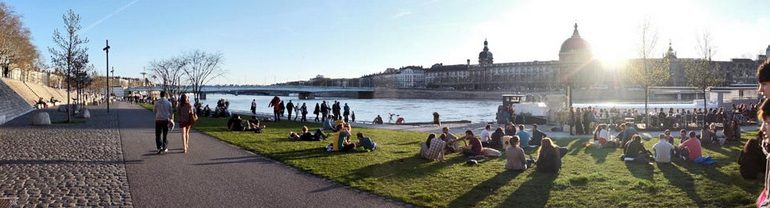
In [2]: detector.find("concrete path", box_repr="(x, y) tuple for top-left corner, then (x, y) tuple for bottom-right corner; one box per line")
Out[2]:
(116, 102), (403, 208)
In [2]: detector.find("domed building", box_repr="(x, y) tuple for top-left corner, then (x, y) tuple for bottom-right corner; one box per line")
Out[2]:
(558, 23), (595, 86)
(478, 39), (494, 66)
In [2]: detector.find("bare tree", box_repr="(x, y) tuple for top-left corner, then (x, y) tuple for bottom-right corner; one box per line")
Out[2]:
(183, 50), (225, 100)
(685, 30), (725, 127)
(48, 9), (89, 122)
(628, 19), (669, 126)
(149, 57), (186, 96)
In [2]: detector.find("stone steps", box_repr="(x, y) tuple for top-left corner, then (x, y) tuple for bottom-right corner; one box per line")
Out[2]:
(0, 79), (33, 125)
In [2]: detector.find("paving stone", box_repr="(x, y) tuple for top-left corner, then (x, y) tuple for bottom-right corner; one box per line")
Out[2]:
(0, 107), (132, 207)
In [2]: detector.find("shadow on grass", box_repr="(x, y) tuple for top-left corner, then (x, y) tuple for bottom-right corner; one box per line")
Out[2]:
(500, 171), (558, 207)
(447, 170), (523, 207)
(342, 155), (467, 183)
(658, 163), (704, 205)
(673, 158), (756, 194)
(567, 138), (587, 156)
(625, 162), (654, 181)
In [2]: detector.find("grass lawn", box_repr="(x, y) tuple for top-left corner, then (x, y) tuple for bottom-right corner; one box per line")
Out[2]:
(139, 103), (762, 207)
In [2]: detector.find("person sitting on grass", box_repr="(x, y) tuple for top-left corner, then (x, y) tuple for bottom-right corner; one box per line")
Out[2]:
(489, 127), (505, 149)
(227, 114), (245, 131)
(505, 136), (531, 171)
(621, 135), (652, 163)
(248, 116), (265, 133)
(441, 127), (463, 153)
(588, 124), (611, 149)
(480, 125), (492, 147)
(356, 132), (376, 151)
(652, 134), (675, 163)
(535, 138), (562, 173)
(678, 129), (688, 144)
(337, 125), (356, 152)
(420, 134), (446, 161)
(322, 116), (335, 131)
(701, 123), (716, 145)
(530, 124), (547, 146)
(461, 130), (501, 158)
(516, 125), (531, 150)
(678, 131), (702, 161)
(662, 129), (675, 145)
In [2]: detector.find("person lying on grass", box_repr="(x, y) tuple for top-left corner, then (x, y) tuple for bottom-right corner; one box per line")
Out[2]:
(247, 116), (265, 133)
(421, 134), (446, 162)
(460, 130), (501, 158)
(535, 138), (561, 174)
(289, 126), (327, 141)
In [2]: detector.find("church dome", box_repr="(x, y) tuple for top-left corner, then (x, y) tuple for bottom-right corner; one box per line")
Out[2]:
(559, 23), (590, 54)
(478, 39), (493, 65)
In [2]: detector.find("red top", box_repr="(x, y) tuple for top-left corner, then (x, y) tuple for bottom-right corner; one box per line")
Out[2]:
(680, 138), (702, 161)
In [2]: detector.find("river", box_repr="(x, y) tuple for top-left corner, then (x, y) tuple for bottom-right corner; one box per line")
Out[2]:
(199, 93), (500, 123)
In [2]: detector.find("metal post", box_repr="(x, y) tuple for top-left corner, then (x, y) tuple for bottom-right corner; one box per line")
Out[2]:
(103, 40), (110, 112)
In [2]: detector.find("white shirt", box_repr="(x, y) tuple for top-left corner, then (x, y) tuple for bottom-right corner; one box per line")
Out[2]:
(154, 98), (173, 121)
(598, 129), (609, 139)
(480, 129), (491, 142)
(652, 140), (674, 163)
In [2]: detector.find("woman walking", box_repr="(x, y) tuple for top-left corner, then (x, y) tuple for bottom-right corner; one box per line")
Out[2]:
(177, 94), (195, 153)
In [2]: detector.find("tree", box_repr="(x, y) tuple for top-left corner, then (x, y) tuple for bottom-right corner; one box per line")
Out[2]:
(149, 57), (186, 96)
(183, 50), (224, 100)
(628, 19), (670, 126)
(49, 9), (89, 122)
(0, 2), (39, 79)
(684, 30), (725, 127)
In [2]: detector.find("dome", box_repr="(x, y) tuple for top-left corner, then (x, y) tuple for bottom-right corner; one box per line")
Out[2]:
(478, 39), (493, 65)
(559, 23), (590, 54)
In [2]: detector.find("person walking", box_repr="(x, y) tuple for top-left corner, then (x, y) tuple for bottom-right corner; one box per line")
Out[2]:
(301, 103), (308, 122)
(268, 96), (281, 121)
(177, 94), (195, 153)
(313, 103), (320, 122)
(286, 100), (295, 121)
(279, 101), (286, 118)
(250, 99), (257, 115)
(154, 91), (173, 154)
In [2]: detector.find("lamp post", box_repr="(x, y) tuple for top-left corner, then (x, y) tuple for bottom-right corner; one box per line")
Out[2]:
(103, 40), (110, 112)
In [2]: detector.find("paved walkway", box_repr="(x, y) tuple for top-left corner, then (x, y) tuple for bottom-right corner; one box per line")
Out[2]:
(0, 105), (132, 207)
(116, 102), (402, 207)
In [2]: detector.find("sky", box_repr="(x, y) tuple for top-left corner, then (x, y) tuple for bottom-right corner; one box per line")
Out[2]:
(5, 0), (770, 85)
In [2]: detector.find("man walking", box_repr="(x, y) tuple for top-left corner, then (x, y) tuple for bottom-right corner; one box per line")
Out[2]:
(154, 91), (173, 154)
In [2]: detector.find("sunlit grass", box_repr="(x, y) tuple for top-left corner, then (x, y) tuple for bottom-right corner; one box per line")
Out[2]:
(140, 104), (762, 207)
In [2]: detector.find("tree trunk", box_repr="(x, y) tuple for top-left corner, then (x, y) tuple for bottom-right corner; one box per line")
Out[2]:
(66, 66), (71, 123)
(644, 86), (650, 129)
(703, 89), (707, 128)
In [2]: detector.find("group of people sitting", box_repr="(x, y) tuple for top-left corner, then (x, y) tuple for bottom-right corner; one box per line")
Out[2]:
(614, 129), (713, 165)
(287, 118), (377, 153)
(418, 124), (565, 173)
(227, 114), (265, 133)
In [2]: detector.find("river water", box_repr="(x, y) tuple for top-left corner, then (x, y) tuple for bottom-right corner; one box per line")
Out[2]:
(199, 93), (500, 123)
(198, 93), (719, 123)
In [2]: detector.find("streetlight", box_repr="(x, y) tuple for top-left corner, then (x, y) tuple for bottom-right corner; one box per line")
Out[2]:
(103, 40), (111, 112)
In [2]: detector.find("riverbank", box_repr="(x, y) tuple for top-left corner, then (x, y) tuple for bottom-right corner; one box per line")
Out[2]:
(188, 111), (760, 207)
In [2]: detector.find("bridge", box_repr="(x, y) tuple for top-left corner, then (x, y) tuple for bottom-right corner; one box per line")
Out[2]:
(126, 85), (375, 99)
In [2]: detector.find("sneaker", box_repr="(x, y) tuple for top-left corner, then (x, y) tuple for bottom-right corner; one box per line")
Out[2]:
(163, 148), (169, 153)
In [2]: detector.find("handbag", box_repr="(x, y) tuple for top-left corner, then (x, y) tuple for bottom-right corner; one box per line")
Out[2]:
(191, 109), (199, 124)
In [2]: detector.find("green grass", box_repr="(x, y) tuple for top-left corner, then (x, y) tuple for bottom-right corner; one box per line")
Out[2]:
(143, 103), (762, 207)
